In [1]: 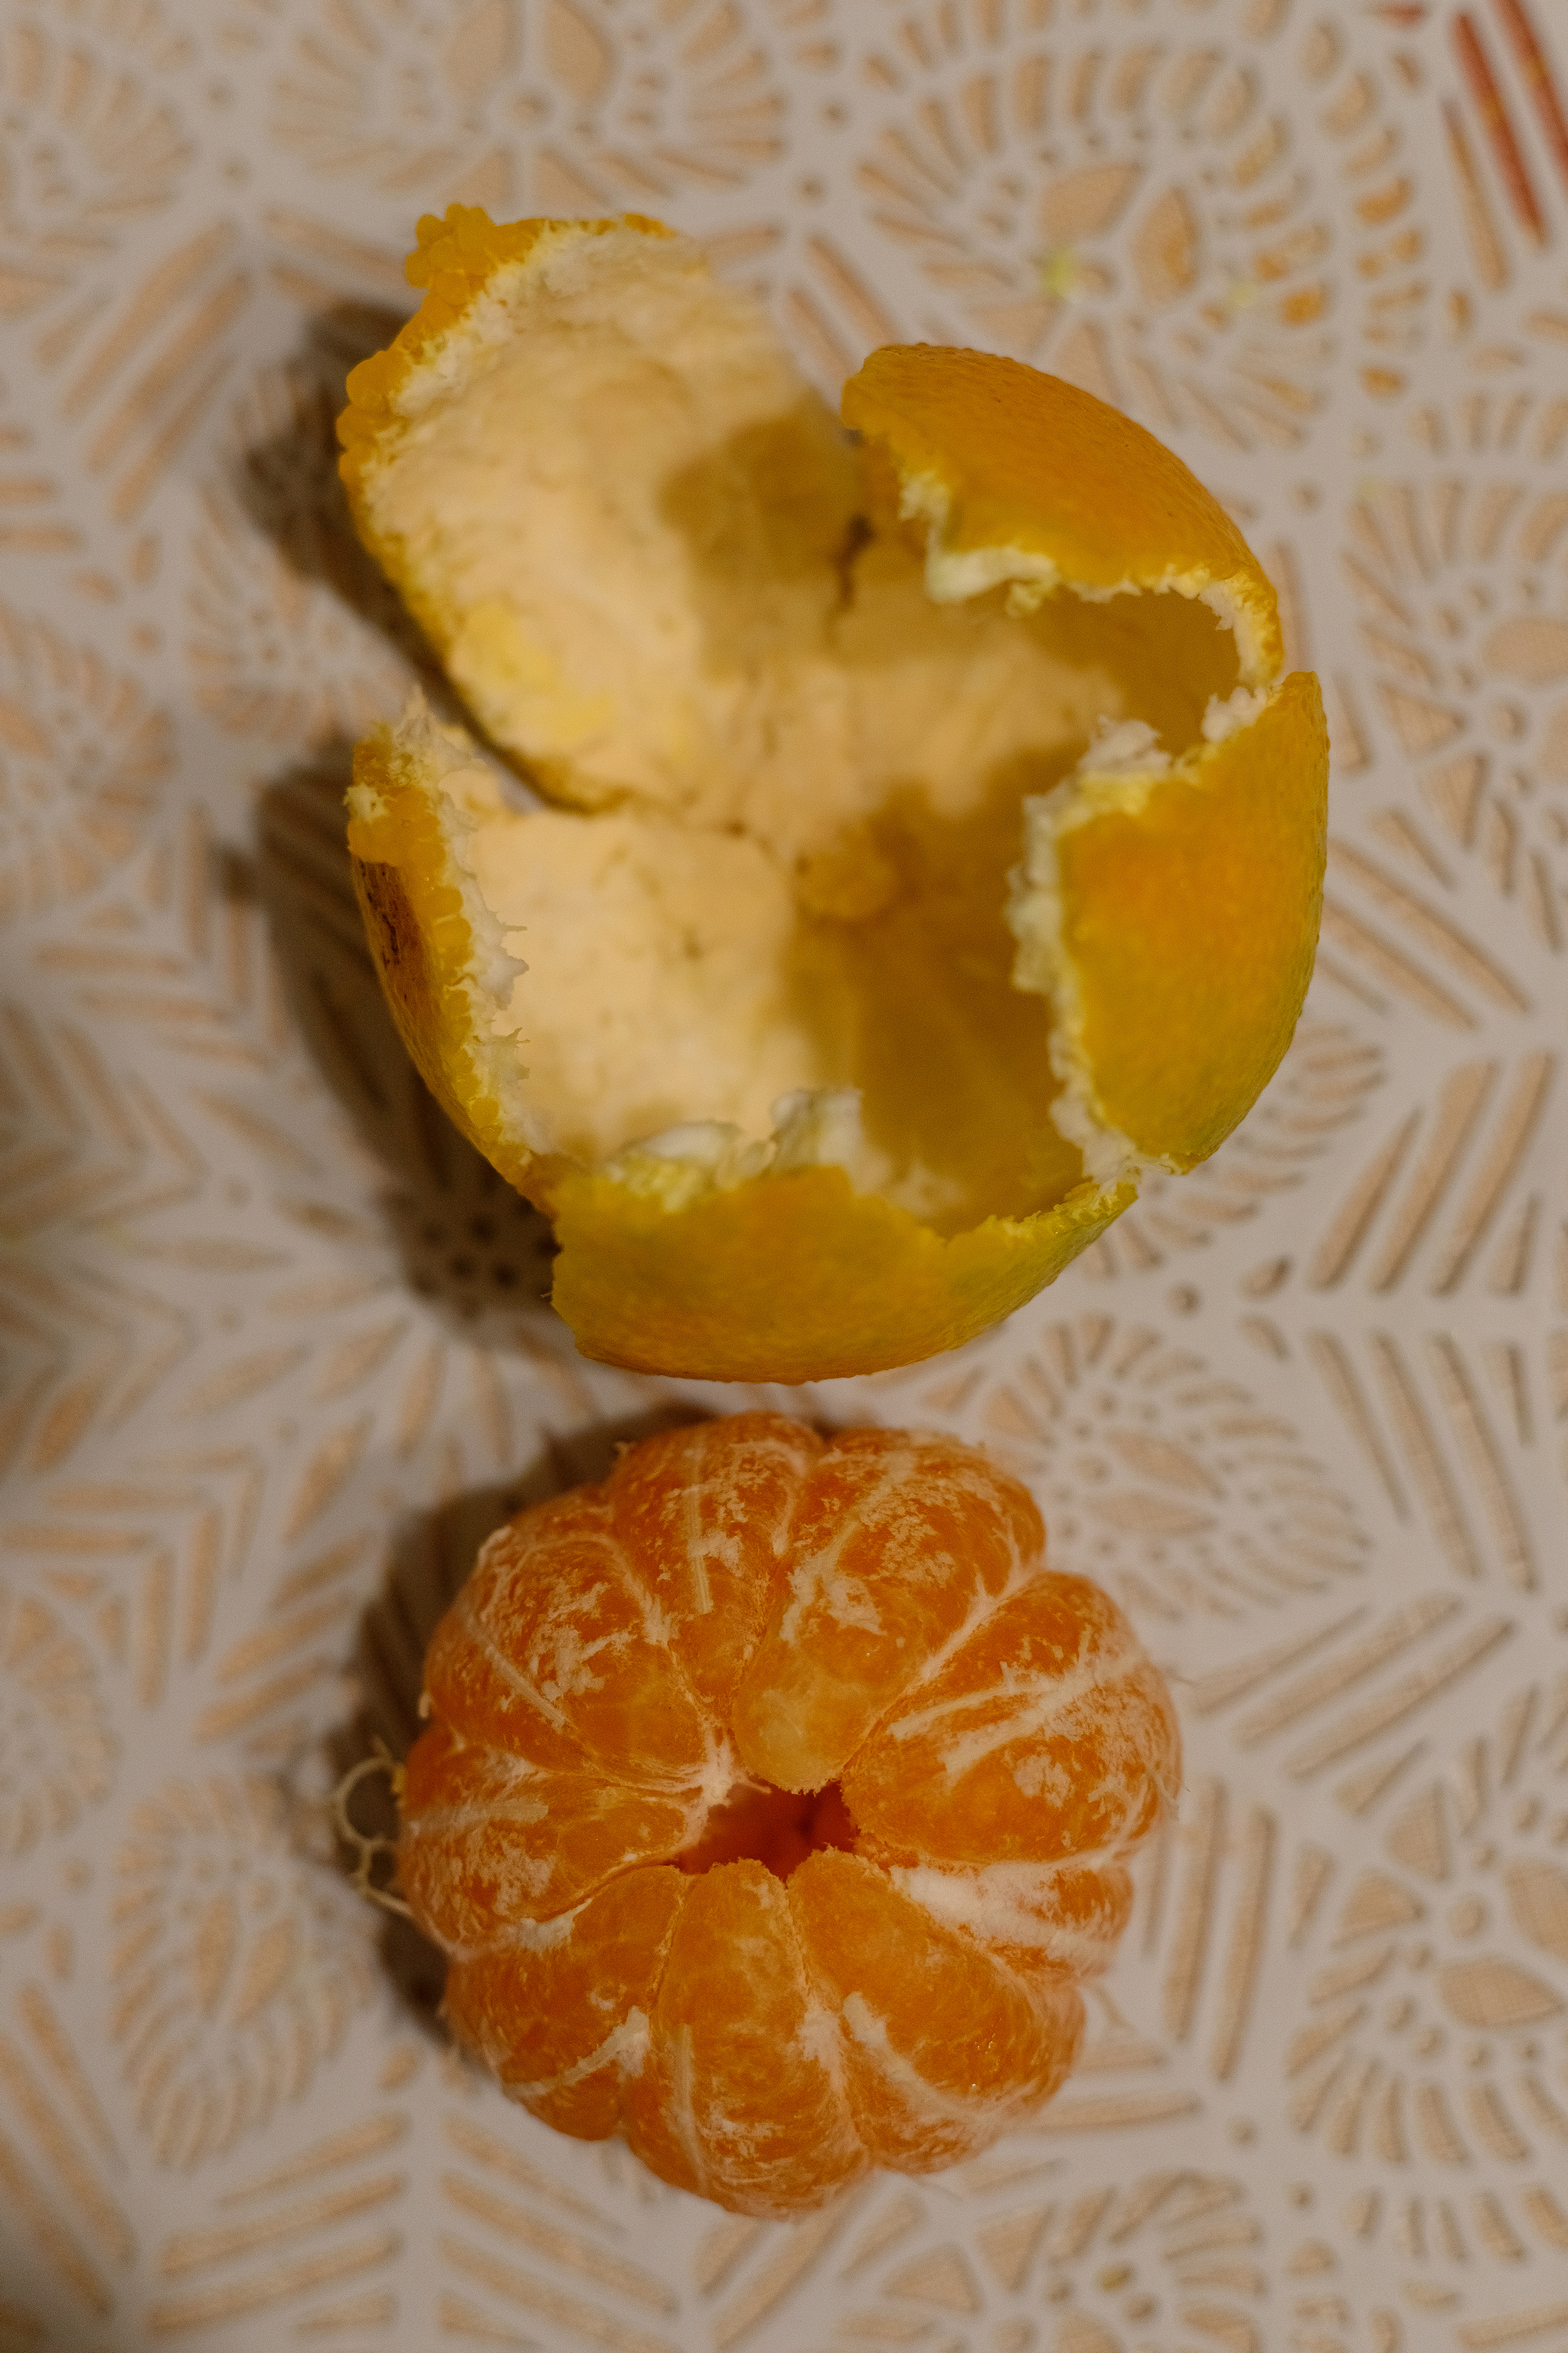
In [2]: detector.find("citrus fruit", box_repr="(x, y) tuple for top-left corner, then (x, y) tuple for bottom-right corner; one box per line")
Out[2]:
(338, 208), (1328, 1381)
(397, 1413), (1179, 2217)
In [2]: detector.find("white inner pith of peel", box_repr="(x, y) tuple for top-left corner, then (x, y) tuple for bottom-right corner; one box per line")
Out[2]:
(360, 225), (1250, 1228)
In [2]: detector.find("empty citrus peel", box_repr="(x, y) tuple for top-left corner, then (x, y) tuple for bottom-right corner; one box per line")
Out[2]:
(339, 208), (1328, 1380)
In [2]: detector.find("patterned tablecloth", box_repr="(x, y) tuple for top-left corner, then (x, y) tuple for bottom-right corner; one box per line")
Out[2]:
(5, 0), (1568, 2346)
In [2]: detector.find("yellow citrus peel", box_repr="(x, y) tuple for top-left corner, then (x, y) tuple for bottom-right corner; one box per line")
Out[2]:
(338, 207), (1327, 1381)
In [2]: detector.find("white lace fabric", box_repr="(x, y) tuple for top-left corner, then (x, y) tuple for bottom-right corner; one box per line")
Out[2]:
(3, 2), (1568, 2346)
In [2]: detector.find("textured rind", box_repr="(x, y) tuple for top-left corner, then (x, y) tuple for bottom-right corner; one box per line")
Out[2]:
(347, 722), (537, 1196)
(549, 1162), (1133, 1382)
(349, 713), (1133, 1370)
(351, 855), (537, 1195)
(337, 208), (670, 502)
(1060, 668), (1329, 1168)
(345, 711), (1131, 1377)
(841, 343), (1284, 681)
(338, 210), (674, 689)
(346, 711), (1125, 1374)
(338, 210), (1328, 1379)
(348, 720), (571, 1208)
(403, 1416), (1179, 2215)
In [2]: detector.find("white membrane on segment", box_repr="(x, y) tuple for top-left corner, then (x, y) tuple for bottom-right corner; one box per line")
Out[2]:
(511, 2004), (652, 2096)
(880, 1643), (1144, 1781)
(886, 1860), (1125, 1975)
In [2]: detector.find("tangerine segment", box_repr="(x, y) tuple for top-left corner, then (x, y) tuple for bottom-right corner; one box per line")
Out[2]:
(446, 1865), (687, 2140)
(841, 1574), (1179, 1866)
(729, 1430), (1046, 1793)
(447, 1487), (714, 1787)
(789, 1850), (1083, 2169)
(421, 1579), (580, 1773)
(603, 1414), (822, 1722)
(1044, 667), (1330, 1171)
(880, 1855), (1135, 1983)
(400, 1721), (695, 1940)
(624, 1859), (867, 2217)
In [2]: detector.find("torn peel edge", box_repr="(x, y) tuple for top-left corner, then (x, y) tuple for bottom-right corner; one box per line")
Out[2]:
(337, 211), (678, 492)
(346, 698), (557, 1202)
(345, 701), (898, 1217)
(1005, 669), (1323, 1188)
(1005, 721), (1184, 1194)
(548, 1162), (1135, 1382)
(891, 466), (1282, 692)
(342, 669), (1324, 1377)
(345, 689), (1139, 1227)
(346, 703), (1148, 1376)
(876, 461), (1292, 1192)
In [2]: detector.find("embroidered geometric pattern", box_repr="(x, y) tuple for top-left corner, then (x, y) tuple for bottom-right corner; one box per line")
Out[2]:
(3, 0), (1568, 2345)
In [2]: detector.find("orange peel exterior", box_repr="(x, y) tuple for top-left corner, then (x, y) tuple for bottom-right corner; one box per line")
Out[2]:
(348, 738), (541, 1201)
(338, 208), (1328, 1383)
(1056, 668), (1328, 1168)
(547, 1161), (1131, 1384)
(841, 342), (1283, 683)
(397, 1413), (1180, 2215)
(338, 210), (675, 680)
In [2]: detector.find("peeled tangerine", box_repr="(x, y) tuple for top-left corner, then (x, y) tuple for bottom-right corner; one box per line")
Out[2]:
(397, 1414), (1179, 2216)
(338, 209), (1328, 1381)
